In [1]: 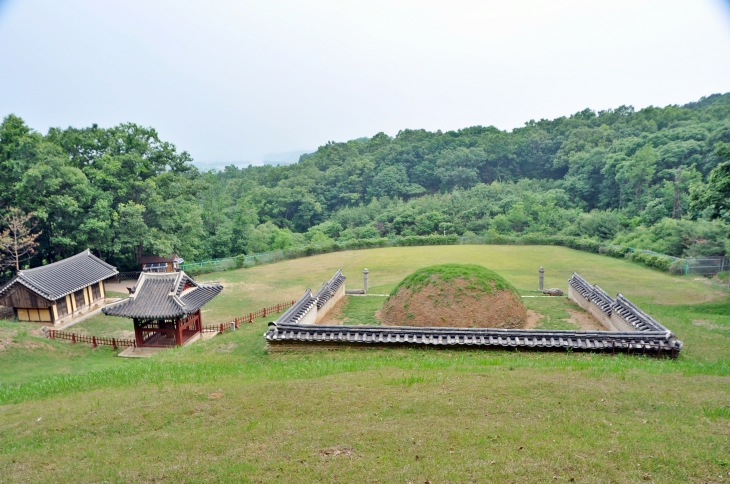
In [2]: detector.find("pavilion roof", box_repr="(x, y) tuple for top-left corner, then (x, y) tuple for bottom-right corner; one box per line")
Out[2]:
(139, 254), (184, 264)
(102, 271), (222, 319)
(0, 249), (118, 301)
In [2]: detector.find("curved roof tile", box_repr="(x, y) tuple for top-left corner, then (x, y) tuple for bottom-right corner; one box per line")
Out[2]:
(0, 249), (118, 301)
(102, 271), (222, 319)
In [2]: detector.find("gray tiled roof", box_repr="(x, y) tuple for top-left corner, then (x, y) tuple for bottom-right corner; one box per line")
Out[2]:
(315, 270), (346, 309)
(0, 249), (118, 301)
(613, 294), (668, 333)
(102, 271), (222, 319)
(568, 273), (671, 335)
(275, 289), (318, 324)
(265, 322), (682, 356)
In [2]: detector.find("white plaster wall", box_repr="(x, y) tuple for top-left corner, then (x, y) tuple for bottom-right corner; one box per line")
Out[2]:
(608, 313), (636, 332)
(315, 284), (346, 323)
(569, 286), (614, 331)
(299, 304), (318, 325)
(568, 285), (590, 311)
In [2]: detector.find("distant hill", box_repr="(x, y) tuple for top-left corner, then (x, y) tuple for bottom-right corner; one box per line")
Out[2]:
(262, 149), (314, 166)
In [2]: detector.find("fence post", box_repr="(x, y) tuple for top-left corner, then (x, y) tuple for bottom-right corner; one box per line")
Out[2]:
(71, 333), (76, 344)
(219, 323), (224, 334)
(92, 336), (97, 348)
(263, 308), (267, 317)
(112, 338), (117, 350)
(249, 313), (253, 323)
(277, 304), (281, 312)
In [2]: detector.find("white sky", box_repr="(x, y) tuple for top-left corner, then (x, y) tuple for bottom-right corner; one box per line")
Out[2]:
(1, 0), (730, 165)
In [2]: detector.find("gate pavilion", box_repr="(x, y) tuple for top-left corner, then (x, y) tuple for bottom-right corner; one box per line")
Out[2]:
(102, 271), (222, 347)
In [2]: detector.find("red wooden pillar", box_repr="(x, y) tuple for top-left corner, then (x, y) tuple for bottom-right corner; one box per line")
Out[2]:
(175, 318), (183, 346)
(133, 319), (144, 348)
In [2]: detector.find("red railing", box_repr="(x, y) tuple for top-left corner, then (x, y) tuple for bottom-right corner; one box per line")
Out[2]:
(48, 329), (136, 349)
(48, 300), (297, 346)
(201, 299), (296, 334)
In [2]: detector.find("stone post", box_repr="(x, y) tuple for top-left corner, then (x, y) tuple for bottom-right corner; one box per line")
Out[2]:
(363, 268), (369, 293)
(230, 321), (236, 331)
(539, 266), (544, 292)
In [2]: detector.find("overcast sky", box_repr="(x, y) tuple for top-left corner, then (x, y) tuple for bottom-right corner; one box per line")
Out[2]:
(1, 0), (730, 166)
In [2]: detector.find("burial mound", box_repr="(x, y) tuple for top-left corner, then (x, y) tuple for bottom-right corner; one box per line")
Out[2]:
(380, 264), (526, 328)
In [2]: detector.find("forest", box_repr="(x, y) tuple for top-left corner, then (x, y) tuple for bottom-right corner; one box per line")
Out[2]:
(1, 93), (729, 271)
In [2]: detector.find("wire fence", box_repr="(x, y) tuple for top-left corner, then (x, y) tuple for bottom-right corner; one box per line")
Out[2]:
(684, 256), (730, 276)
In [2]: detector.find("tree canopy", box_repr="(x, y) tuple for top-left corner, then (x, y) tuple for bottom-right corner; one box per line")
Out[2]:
(1, 93), (729, 270)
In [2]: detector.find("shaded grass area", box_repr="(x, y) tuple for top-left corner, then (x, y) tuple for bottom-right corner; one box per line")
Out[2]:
(1, 246), (730, 481)
(340, 296), (385, 326)
(522, 297), (581, 330)
(69, 314), (133, 338)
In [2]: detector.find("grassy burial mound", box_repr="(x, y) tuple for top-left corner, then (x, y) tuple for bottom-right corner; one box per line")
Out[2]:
(381, 264), (527, 328)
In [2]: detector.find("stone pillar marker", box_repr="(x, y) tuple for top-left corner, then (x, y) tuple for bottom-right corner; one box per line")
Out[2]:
(363, 268), (369, 293)
(539, 266), (544, 292)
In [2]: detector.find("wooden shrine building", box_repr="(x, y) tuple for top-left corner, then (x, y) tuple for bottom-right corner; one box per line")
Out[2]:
(0, 249), (118, 325)
(139, 254), (184, 273)
(102, 271), (222, 347)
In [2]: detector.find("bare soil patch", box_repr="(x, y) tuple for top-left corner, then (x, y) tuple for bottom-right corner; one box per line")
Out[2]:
(521, 306), (608, 331)
(381, 278), (526, 328)
(567, 309), (608, 330)
(319, 446), (354, 457)
(524, 309), (541, 329)
(316, 297), (348, 325)
(692, 319), (728, 331)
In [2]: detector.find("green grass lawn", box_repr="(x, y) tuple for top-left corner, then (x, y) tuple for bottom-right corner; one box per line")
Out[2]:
(340, 296), (386, 325)
(1, 245), (730, 482)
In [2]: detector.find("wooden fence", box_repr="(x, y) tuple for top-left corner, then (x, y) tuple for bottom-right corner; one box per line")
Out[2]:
(47, 299), (297, 347)
(48, 329), (136, 349)
(202, 300), (296, 334)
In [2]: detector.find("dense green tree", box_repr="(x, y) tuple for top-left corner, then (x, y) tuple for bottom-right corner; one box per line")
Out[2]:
(2, 93), (730, 269)
(690, 143), (730, 223)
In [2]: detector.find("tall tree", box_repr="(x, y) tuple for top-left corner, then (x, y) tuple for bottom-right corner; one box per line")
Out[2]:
(690, 143), (730, 223)
(0, 207), (41, 273)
